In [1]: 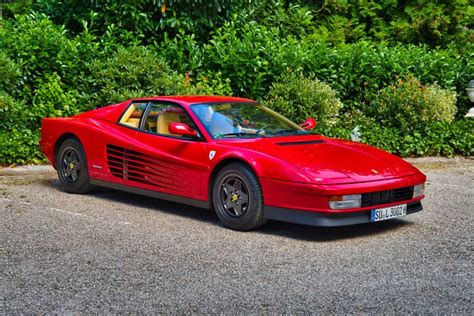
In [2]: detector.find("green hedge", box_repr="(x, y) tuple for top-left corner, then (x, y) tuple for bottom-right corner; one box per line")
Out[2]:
(196, 20), (472, 116)
(264, 72), (342, 125)
(359, 119), (474, 157)
(0, 11), (472, 164)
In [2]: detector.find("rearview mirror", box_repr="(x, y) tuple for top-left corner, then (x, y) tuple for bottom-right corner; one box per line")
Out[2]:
(169, 122), (197, 137)
(300, 118), (317, 130)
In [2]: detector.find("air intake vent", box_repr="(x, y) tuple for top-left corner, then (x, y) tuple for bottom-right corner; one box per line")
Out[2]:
(361, 186), (414, 207)
(106, 144), (185, 193)
(276, 140), (325, 146)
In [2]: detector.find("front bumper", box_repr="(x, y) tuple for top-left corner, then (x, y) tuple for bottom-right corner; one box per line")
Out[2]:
(260, 173), (426, 212)
(263, 201), (423, 227)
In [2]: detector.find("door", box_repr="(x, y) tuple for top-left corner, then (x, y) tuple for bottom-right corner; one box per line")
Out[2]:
(124, 101), (208, 201)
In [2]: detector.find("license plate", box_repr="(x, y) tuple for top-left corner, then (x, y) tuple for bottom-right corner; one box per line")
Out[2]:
(371, 204), (407, 222)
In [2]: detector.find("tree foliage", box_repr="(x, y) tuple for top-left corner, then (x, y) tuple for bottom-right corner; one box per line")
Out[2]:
(13, 0), (468, 48)
(0, 0), (472, 163)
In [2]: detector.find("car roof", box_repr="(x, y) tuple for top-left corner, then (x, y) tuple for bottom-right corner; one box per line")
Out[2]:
(130, 96), (255, 106)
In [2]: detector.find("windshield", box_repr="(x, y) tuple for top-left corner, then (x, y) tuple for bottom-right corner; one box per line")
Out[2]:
(191, 102), (308, 139)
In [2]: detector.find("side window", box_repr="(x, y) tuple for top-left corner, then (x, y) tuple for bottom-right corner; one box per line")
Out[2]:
(119, 102), (148, 129)
(143, 102), (198, 138)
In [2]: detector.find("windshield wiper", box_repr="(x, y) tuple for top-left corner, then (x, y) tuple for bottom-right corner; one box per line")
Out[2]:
(216, 132), (264, 139)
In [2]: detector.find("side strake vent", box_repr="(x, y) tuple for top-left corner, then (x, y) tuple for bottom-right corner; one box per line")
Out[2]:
(276, 140), (325, 146)
(106, 144), (185, 193)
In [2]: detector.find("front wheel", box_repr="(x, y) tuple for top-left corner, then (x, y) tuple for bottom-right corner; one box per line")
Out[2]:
(56, 138), (91, 194)
(212, 163), (267, 231)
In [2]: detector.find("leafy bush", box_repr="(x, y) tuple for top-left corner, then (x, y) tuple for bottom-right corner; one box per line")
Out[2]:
(202, 19), (283, 98)
(87, 46), (185, 105)
(34, 0), (238, 44)
(0, 52), (22, 93)
(184, 71), (233, 96)
(31, 73), (79, 123)
(358, 119), (473, 157)
(1, 5), (472, 164)
(30, 0), (472, 49)
(371, 76), (457, 132)
(0, 92), (23, 132)
(0, 129), (43, 165)
(264, 72), (342, 126)
(303, 42), (472, 117)
(0, 13), (81, 99)
(0, 93), (42, 165)
(200, 22), (472, 114)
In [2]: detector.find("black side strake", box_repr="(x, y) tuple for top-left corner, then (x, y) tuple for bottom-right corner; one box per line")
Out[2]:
(275, 140), (325, 146)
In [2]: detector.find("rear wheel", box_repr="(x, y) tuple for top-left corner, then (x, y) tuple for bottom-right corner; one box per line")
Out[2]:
(56, 138), (91, 193)
(212, 163), (267, 231)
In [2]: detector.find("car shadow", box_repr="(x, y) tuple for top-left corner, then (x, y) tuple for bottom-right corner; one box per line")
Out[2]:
(257, 218), (412, 242)
(83, 185), (221, 225)
(46, 179), (414, 242)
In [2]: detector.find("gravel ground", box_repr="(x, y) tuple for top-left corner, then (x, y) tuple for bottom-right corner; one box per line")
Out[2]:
(1, 159), (473, 313)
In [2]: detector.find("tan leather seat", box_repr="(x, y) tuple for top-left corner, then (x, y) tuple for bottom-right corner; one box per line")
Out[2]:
(157, 112), (180, 135)
(125, 118), (140, 128)
(120, 104), (142, 128)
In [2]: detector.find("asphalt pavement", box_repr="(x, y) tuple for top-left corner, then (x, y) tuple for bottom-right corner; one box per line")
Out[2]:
(1, 158), (473, 313)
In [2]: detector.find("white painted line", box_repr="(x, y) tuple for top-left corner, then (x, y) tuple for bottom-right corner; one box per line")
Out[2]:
(1, 196), (135, 226)
(47, 207), (87, 217)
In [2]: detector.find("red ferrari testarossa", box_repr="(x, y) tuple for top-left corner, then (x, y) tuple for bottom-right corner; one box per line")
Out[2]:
(40, 96), (426, 230)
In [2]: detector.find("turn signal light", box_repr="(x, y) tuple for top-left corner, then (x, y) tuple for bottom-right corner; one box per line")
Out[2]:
(413, 183), (425, 198)
(328, 194), (362, 210)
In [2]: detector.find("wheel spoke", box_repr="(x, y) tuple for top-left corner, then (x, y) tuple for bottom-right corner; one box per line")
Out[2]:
(234, 179), (243, 192)
(223, 183), (234, 197)
(239, 192), (249, 205)
(62, 161), (68, 173)
(70, 151), (78, 164)
(233, 203), (243, 216)
(70, 169), (78, 180)
(225, 196), (233, 209)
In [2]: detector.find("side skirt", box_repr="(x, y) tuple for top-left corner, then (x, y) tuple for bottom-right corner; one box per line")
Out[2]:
(90, 179), (211, 209)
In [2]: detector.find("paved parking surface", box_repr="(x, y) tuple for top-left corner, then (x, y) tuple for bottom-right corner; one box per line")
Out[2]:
(1, 158), (473, 313)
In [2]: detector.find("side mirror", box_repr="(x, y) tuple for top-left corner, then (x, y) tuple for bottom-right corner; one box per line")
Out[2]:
(300, 117), (317, 130)
(169, 122), (197, 137)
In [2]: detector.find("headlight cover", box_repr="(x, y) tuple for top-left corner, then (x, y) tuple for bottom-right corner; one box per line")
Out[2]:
(328, 194), (362, 210)
(413, 183), (425, 198)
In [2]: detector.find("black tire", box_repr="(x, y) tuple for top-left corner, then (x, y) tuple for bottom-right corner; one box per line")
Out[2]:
(212, 163), (267, 231)
(56, 138), (91, 194)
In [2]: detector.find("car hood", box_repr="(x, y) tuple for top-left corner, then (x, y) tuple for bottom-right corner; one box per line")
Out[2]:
(218, 135), (420, 184)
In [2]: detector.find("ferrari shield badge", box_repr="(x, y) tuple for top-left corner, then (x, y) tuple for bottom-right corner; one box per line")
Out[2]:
(209, 150), (216, 160)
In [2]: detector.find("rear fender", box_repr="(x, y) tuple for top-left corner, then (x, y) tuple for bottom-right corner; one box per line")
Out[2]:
(40, 118), (137, 179)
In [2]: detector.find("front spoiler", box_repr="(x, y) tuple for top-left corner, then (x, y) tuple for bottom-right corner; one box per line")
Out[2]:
(264, 202), (423, 227)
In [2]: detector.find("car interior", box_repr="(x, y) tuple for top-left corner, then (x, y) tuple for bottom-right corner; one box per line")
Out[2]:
(121, 102), (198, 137)
(119, 104), (143, 128)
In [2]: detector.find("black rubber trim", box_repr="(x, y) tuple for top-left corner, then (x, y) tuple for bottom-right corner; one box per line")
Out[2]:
(90, 179), (211, 209)
(275, 140), (325, 146)
(263, 202), (423, 227)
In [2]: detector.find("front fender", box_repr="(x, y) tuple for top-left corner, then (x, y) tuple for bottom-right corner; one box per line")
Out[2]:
(207, 143), (313, 184)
